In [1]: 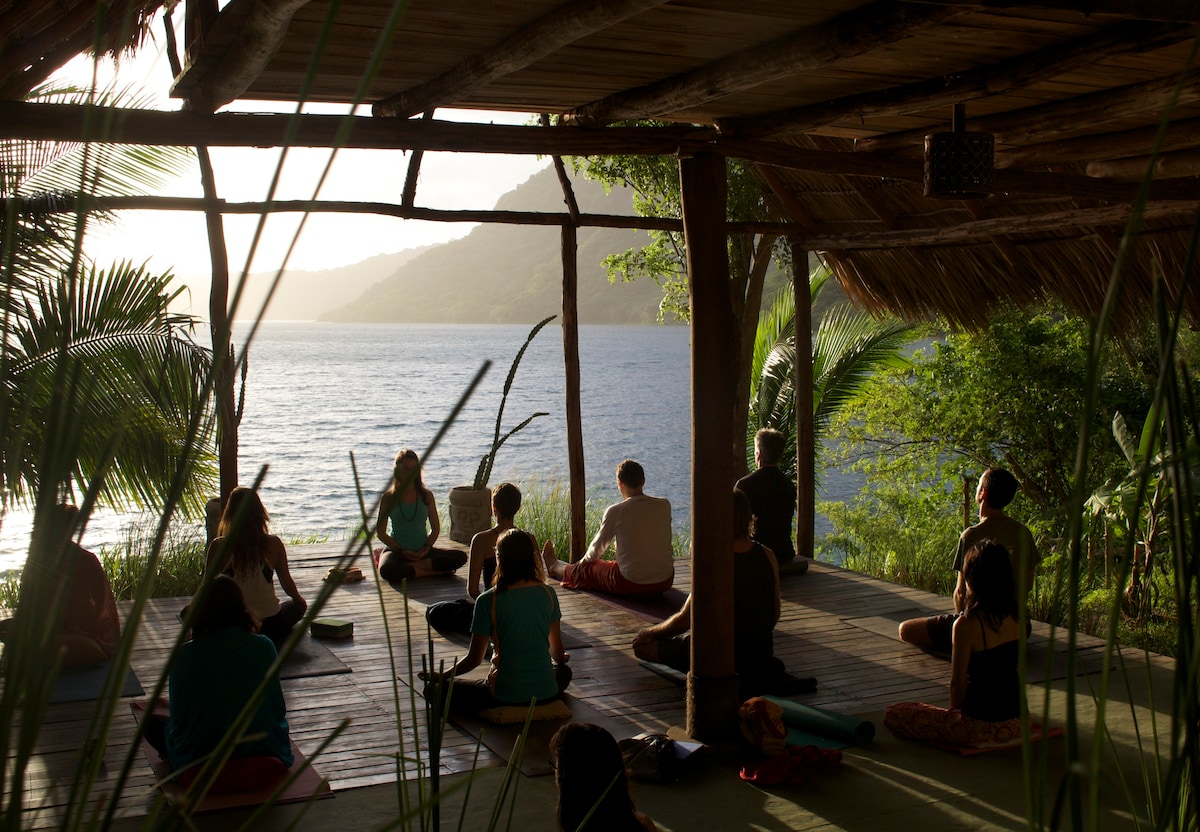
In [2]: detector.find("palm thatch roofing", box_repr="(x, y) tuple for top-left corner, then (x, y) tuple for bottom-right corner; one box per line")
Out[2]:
(4, 1), (1200, 330)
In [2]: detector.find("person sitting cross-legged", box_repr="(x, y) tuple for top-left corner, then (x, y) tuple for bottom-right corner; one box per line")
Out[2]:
(898, 467), (1039, 654)
(631, 489), (816, 698)
(0, 503), (121, 668)
(426, 482), (529, 635)
(542, 459), (674, 596)
(419, 529), (571, 714)
(884, 540), (1023, 746)
(736, 428), (808, 576)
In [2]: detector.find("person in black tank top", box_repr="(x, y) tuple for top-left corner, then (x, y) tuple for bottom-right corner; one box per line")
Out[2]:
(883, 540), (1024, 746)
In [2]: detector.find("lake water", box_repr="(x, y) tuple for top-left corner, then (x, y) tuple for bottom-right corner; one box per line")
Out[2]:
(0, 322), (858, 570)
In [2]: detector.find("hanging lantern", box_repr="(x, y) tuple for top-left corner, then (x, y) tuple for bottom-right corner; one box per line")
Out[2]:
(924, 102), (994, 199)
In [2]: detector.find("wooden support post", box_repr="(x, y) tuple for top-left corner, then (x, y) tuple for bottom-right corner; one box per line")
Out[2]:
(198, 145), (237, 501)
(790, 241), (814, 560)
(561, 224), (587, 562)
(681, 151), (738, 742)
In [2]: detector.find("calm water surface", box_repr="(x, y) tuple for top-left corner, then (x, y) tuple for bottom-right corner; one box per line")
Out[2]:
(0, 322), (854, 570)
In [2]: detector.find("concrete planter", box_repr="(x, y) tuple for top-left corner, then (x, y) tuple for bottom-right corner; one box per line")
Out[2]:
(447, 486), (491, 543)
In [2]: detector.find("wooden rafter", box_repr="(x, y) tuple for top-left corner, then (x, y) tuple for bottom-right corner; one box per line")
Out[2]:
(372, 0), (669, 118)
(905, 0), (1200, 23)
(718, 21), (1188, 140)
(563, 0), (960, 127)
(857, 70), (1200, 153)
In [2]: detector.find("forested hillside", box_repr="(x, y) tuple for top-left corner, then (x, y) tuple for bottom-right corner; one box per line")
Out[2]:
(320, 167), (675, 324)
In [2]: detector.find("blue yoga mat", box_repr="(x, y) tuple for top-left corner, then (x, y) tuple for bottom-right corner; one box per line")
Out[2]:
(764, 695), (875, 750)
(49, 661), (143, 704)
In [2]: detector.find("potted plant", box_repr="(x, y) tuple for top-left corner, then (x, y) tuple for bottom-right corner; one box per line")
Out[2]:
(448, 315), (556, 542)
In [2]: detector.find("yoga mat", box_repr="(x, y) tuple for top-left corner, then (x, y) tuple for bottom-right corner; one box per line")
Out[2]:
(433, 684), (628, 777)
(131, 702), (331, 811)
(575, 587), (688, 624)
(641, 661), (816, 697)
(841, 611), (1112, 684)
(928, 722), (1065, 757)
(278, 631), (352, 680)
(48, 661), (143, 704)
(764, 695), (875, 748)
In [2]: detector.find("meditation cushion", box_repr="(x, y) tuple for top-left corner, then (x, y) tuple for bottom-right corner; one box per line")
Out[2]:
(478, 699), (572, 724)
(177, 755), (288, 793)
(739, 697), (789, 757)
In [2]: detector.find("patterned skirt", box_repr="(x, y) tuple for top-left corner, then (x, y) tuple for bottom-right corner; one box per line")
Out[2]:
(883, 701), (1021, 746)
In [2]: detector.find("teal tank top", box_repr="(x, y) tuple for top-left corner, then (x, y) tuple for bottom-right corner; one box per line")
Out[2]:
(388, 495), (430, 550)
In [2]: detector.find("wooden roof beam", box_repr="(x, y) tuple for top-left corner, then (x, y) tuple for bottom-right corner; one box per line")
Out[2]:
(372, 0), (669, 119)
(1087, 147), (1200, 180)
(563, 0), (960, 128)
(176, 0), (313, 113)
(857, 70), (1200, 153)
(905, 1), (1200, 23)
(996, 117), (1200, 168)
(718, 20), (1189, 140)
(5, 100), (1197, 201)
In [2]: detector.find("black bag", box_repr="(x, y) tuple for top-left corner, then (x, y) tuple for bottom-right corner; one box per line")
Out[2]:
(618, 733), (680, 783)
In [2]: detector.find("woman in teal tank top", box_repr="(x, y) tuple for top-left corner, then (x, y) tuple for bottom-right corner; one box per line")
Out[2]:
(374, 449), (467, 582)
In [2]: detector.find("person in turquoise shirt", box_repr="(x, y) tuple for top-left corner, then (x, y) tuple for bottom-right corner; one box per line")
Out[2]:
(420, 529), (571, 712)
(375, 449), (467, 582)
(162, 576), (293, 772)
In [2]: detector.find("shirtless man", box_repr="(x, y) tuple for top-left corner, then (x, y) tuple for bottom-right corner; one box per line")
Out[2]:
(425, 482), (523, 635)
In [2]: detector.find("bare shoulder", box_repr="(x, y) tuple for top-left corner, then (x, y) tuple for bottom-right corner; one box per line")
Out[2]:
(265, 534), (288, 562)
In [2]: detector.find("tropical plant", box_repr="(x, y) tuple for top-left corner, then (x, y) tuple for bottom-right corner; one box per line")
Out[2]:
(1, 263), (216, 516)
(470, 314), (555, 490)
(1, 81), (210, 518)
(747, 271), (917, 484)
(576, 144), (783, 475)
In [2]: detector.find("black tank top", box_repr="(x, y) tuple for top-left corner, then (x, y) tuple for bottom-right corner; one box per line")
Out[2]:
(960, 617), (1020, 722)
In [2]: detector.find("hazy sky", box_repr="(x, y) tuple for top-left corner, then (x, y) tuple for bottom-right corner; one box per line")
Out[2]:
(57, 27), (551, 286)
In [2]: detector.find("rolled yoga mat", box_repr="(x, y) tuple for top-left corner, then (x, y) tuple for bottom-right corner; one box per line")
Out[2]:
(764, 695), (875, 750)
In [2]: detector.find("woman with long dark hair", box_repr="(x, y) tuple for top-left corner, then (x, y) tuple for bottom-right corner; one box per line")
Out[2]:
(375, 449), (467, 583)
(549, 722), (657, 832)
(153, 575), (292, 772)
(884, 539), (1023, 745)
(206, 486), (306, 646)
(419, 528), (570, 713)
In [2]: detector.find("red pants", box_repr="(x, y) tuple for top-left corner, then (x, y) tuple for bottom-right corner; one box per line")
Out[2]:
(561, 560), (673, 595)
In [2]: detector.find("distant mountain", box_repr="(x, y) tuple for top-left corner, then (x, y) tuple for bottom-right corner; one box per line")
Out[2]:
(320, 167), (674, 325)
(174, 248), (433, 321)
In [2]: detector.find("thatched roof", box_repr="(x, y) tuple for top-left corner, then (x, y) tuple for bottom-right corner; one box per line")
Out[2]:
(0, 1), (163, 100)
(5, 1), (1200, 330)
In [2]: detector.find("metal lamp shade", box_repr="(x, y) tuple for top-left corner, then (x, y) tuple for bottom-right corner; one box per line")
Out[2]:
(924, 130), (994, 199)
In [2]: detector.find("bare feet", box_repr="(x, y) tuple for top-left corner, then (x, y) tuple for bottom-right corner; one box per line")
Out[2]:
(541, 539), (566, 581)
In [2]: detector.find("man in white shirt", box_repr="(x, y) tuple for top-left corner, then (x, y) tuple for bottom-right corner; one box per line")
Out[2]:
(543, 459), (674, 595)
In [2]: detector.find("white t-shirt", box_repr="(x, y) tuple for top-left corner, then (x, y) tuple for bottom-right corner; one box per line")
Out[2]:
(582, 494), (674, 585)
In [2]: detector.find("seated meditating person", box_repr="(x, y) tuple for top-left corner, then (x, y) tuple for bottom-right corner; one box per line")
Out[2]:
(375, 449), (467, 583)
(736, 428), (808, 575)
(146, 576), (293, 775)
(419, 529), (571, 713)
(205, 487), (306, 647)
(542, 459), (674, 596)
(631, 489), (816, 697)
(426, 482), (525, 635)
(0, 503), (120, 667)
(883, 540), (1023, 746)
(549, 722), (658, 832)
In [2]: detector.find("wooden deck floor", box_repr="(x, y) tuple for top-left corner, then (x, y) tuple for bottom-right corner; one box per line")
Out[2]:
(9, 543), (1115, 829)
